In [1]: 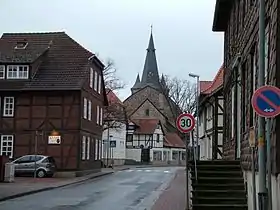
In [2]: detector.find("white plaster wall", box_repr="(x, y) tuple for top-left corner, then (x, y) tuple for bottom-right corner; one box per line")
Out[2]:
(245, 171), (280, 210)
(126, 149), (141, 161)
(102, 123), (126, 160)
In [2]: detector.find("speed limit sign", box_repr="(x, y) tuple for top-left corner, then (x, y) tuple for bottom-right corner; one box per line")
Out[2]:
(176, 113), (195, 133)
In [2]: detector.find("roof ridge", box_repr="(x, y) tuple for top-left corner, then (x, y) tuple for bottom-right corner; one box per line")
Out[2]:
(2, 31), (66, 36)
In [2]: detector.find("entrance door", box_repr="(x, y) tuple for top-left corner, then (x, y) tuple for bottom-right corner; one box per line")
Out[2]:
(141, 148), (150, 163)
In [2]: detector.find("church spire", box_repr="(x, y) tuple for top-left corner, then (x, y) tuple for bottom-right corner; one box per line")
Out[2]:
(131, 73), (141, 94)
(140, 27), (161, 89)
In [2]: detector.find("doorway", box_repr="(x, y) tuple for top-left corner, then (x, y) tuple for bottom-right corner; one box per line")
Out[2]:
(141, 148), (150, 163)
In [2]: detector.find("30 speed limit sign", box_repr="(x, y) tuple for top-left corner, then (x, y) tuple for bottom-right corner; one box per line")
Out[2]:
(176, 113), (195, 133)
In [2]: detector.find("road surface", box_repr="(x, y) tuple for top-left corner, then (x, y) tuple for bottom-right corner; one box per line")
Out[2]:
(0, 167), (183, 210)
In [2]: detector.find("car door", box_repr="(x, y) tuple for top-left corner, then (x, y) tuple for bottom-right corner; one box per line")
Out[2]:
(13, 156), (32, 175)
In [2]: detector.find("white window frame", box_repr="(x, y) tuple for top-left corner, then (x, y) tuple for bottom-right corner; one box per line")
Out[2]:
(89, 68), (93, 88)
(88, 100), (92, 121)
(0, 65), (5, 79)
(98, 139), (102, 160)
(0, 135), (14, 158)
(95, 139), (98, 160)
(98, 75), (102, 94)
(87, 136), (90, 160)
(83, 98), (87, 119)
(7, 65), (29, 79)
(100, 107), (103, 125)
(96, 105), (100, 124)
(81, 136), (86, 160)
(3, 97), (15, 117)
(94, 72), (98, 91)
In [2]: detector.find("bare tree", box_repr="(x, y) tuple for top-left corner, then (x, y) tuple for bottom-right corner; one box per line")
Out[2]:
(101, 59), (127, 131)
(164, 75), (197, 116)
(103, 58), (125, 91)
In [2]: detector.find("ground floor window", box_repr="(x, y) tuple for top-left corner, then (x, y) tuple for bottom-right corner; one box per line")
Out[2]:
(81, 136), (86, 160)
(153, 151), (162, 161)
(172, 151), (179, 160)
(0, 135), (13, 158)
(182, 151), (186, 160)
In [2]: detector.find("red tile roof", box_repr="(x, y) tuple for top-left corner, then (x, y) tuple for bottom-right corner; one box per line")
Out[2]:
(164, 133), (185, 148)
(106, 89), (123, 105)
(200, 81), (212, 93)
(132, 119), (160, 134)
(201, 64), (224, 95)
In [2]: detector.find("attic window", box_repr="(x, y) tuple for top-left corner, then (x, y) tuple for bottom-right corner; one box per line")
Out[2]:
(145, 109), (150, 116)
(14, 41), (28, 49)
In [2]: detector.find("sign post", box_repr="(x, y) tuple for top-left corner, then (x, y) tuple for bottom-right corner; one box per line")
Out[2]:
(176, 113), (196, 210)
(252, 85), (280, 210)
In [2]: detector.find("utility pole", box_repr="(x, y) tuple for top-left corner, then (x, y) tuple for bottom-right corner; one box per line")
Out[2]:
(258, 0), (267, 209)
(106, 128), (110, 167)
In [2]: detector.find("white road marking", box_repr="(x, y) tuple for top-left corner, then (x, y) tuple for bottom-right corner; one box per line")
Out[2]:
(145, 170), (151, 172)
(164, 170), (170, 173)
(137, 169), (143, 172)
(127, 169), (133, 172)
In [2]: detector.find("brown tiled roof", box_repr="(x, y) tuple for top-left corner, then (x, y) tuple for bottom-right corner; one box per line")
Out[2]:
(200, 81), (212, 93)
(164, 132), (185, 148)
(133, 118), (160, 134)
(202, 65), (224, 94)
(106, 89), (123, 105)
(0, 32), (101, 91)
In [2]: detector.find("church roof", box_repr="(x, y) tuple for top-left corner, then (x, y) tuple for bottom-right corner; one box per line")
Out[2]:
(139, 31), (161, 90)
(131, 73), (141, 90)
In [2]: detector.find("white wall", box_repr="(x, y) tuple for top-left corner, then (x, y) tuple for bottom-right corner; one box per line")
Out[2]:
(126, 148), (141, 161)
(245, 171), (280, 210)
(102, 123), (126, 161)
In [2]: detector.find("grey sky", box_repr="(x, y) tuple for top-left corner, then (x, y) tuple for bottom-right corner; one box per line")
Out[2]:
(0, 0), (223, 99)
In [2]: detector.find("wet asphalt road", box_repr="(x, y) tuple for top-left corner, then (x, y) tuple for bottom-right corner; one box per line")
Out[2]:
(0, 167), (180, 210)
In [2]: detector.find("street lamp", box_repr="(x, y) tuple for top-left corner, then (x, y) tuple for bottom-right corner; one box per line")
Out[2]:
(188, 73), (200, 162)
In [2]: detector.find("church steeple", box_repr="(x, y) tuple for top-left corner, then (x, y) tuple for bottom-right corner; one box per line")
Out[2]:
(131, 73), (141, 94)
(140, 27), (161, 90)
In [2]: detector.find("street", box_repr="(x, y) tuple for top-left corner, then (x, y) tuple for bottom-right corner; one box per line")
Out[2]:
(0, 167), (185, 210)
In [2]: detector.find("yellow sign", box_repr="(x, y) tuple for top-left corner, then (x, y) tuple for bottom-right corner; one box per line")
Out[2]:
(249, 127), (256, 147)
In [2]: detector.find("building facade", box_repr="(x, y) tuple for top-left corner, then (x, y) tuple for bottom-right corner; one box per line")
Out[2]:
(123, 31), (186, 164)
(213, 0), (280, 209)
(198, 66), (224, 160)
(102, 89), (126, 166)
(0, 32), (108, 172)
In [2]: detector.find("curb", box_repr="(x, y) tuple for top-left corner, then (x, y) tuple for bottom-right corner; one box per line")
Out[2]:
(0, 171), (114, 202)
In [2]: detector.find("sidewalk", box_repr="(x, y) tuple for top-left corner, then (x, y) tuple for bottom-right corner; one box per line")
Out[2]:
(0, 166), (129, 202)
(151, 168), (187, 210)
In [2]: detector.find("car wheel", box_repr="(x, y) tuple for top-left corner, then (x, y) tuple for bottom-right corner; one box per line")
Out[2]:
(36, 169), (46, 178)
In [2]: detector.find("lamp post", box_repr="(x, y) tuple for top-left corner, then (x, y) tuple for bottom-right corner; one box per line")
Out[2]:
(189, 73), (200, 162)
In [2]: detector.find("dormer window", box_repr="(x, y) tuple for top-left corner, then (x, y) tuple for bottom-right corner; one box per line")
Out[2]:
(14, 41), (28, 49)
(7, 65), (29, 79)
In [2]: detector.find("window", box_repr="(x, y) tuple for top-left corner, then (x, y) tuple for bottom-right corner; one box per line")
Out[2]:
(1, 135), (13, 158)
(126, 134), (133, 142)
(153, 151), (162, 161)
(156, 134), (160, 143)
(3, 97), (14, 117)
(89, 68), (93, 88)
(83, 98), (87, 119)
(7, 65), (29, 79)
(81, 136), (86, 160)
(86, 137), (90, 160)
(98, 139), (102, 160)
(98, 75), (102, 94)
(94, 72), (98, 91)
(95, 139), (98, 160)
(0, 65), (5, 79)
(88, 100), (92, 121)
(14, 41), (28, 49)
(100, 107), (103, 125)
(145, 109), (149, 116)
(96, 105), (100, 124)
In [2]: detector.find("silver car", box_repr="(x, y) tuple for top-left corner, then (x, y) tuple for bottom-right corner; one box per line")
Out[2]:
(12, 155), (56, 178)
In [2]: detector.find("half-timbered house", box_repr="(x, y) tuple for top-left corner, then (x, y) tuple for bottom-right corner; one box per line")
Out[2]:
(0, 32), (108, 172)
(213, 0), (280, 209)
(126, 119), (185, 165)
(198, 65), (224, 160)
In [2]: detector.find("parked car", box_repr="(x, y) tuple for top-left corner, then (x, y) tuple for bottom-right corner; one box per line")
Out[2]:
(12, 155), (56, 178)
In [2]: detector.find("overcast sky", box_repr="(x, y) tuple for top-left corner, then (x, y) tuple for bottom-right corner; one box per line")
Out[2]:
(0, 0), (223, 99)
